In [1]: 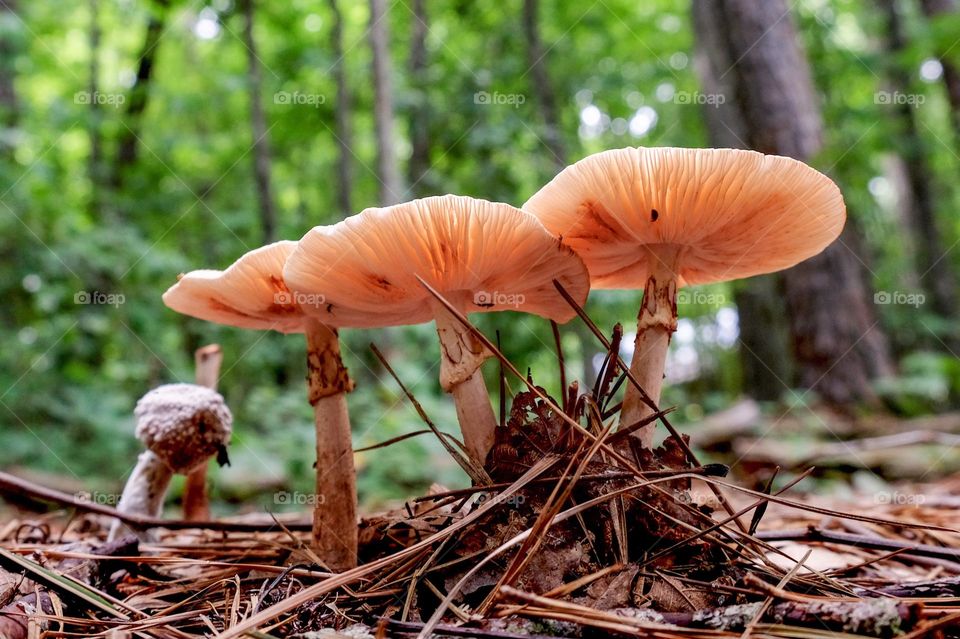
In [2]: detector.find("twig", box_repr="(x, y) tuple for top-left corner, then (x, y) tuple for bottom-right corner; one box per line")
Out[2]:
(413, 276), (644, 474)
(552, 279), (748, 533)
(410, 466), (726, 502)
(756, 527), (960, 563)
(380, 617), (558, 639)
(354, 429), (435, 452)
(0, 470), (311, 532)
(370, 343), (491, 485)
(549, 320), (566, 404)
(859, 575), (960, 598)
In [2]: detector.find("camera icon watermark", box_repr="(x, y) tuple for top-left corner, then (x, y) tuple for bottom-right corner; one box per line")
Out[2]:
(674, 91), (726, 107)
(74, 290), (125, 307)
(274, 491), (326, 506)
(474, 290), (526, 309)
(274, 91), (326, 107)
(475, 492), (525, 507)
(874, 290), (925, 308)
(875, 91), (925, 107)
(74, 91), (126, 107)
(274, 291), (326, 308)
(677, 289), (727, 308)
(675, 491), (717, 508)
(75, 491), (121, 506)
(473, 91), (526, 108)
(875, 491), (925, 506)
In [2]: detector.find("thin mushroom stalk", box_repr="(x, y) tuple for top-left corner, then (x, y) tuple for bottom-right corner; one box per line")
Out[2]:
(431, 298), (497, 464)
(304, 318), (357, 570)
(110, 450), (173, 540)
(182, 344), (223, 521)
(620, 247), (680, 448)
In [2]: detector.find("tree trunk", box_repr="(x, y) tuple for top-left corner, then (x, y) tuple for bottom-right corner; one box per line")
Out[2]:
(691, 0), (794, 401)
(407, 0), (430, 196)
(920, 0), (960, 133)
(328, 0), (354, 217)
(522, 0), (566, 166)
(691, 0), (894, 407)
(522, 0), (597, 388)
(0, 0), (18, 136)
(368, 0), (402, 205)
(241, 0), (277, 243)
(883, 0), (959, 323)
(111, 0), (169, 191)
(87, 0), (104, 214)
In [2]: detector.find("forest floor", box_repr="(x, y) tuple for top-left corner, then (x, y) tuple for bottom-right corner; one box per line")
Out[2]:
(0, 397), (959, 638)
(1, 308), (959, 638)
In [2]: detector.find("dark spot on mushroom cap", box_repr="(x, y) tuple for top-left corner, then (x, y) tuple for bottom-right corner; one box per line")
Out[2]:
(437, 239), (458, 263)
(367, 274), (394, 291)
(651, 209), (660, 222)
(268, 275), (286, 292)
(574, 200), (622, 241)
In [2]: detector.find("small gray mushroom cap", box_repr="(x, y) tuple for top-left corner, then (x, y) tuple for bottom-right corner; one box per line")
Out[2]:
(134, 383), (233, 474)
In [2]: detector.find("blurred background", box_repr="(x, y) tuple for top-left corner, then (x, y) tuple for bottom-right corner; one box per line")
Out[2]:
(1, 0), (959, 515)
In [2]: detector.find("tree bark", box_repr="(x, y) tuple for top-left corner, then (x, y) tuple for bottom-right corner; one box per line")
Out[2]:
(328, 0), (354, 216)
(241, 0), (277, 243)
(87, 0), (104, 214)
(691, 0), (794, 401)
(522, 0), (566, 167)
(522, 0), (597, 388)
(691, 0), (894, 407)
(0, 0), (18, 136)
(920, 0), (960, 133)
(883, 0), (959, 323)
(407, 0), (431, 196)
(111, 0), (169, 191)
(368, 0), (402, 205)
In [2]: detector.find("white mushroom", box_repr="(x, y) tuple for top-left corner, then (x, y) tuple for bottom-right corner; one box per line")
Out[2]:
(109, 383), (232, 540)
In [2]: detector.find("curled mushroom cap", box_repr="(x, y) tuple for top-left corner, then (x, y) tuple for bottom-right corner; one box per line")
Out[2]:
(522, 147), (846, 289)
(160, 242), (357, 570)
(282, 195), (590, 328)
(161, 241), (325, 334)
(135, 383), (233, 474)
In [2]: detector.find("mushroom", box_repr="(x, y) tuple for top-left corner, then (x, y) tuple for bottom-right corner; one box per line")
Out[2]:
(283, 195), (591, 465)
(182, 344), (224, 521)
(523, 147), (845, 449)
(162, 241), (359, 571)
(109, 383), (232, 541)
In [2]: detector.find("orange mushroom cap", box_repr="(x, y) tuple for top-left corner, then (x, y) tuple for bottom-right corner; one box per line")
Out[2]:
(522, 147), (846, 289)
(283, 195), (590, 329)
(162, 241), (326, 334)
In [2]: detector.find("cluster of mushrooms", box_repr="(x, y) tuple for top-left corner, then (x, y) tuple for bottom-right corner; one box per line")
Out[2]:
(113, 147), (845, 572)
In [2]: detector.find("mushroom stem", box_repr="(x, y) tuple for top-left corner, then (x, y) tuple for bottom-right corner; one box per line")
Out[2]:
(109, 450), (173, 540)
(183, 344), (223, 521)
(304, 318), (357, 571)
(451, 371), (497, 462)
(430, 299), (496, 465)
(620, 248), (680, 450)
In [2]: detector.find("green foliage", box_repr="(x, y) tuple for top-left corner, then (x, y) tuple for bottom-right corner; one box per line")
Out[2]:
(1, 0), (958, 508)
(876, 351), (960, 415)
